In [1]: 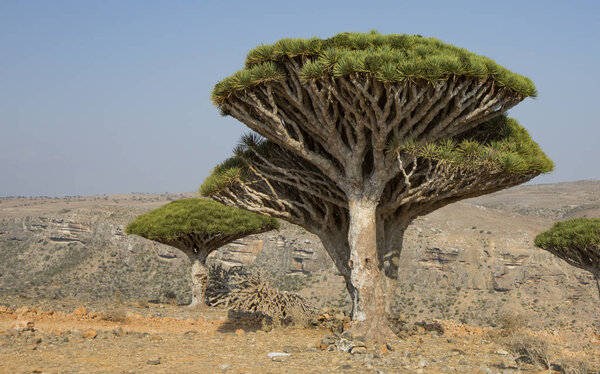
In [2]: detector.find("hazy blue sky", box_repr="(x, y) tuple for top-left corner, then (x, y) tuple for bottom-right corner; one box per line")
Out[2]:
(1, 1), (599, 197)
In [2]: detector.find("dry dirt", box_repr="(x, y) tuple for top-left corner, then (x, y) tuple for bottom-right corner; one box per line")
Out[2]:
(1, 296), (598, 374)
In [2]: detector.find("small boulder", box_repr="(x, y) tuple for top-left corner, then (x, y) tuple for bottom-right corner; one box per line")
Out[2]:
(350, 346), (367, 355)
(283, 345), (301, 353)
(334, 338), (354, 353)
(146, 359), (160, 365)
(82, 329), (97, 339)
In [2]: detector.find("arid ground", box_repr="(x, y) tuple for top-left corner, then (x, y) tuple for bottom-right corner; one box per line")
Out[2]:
(1, 296), (598, 374)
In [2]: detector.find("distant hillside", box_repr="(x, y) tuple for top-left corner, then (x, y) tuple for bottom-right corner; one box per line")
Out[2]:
(1, 181), (599, 331)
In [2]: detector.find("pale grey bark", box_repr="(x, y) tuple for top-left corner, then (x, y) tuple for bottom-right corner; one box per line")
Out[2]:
(188, 251), (209, 307)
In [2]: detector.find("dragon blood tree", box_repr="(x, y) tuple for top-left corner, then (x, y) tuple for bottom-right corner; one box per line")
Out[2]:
(535, 218), (600, 299)
(126, 198), (278, 307)
(205, 32), (553, 341)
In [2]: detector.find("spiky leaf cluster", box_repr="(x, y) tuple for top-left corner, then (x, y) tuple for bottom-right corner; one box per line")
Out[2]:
(535, 218), (600, 252)
(212, 31), (536, 105)
(393, 116), (553, 175)
(125, 198), (279, 242)
(200, 116), (552, 197)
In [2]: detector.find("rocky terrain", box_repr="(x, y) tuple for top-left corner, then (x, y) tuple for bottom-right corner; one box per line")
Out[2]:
(0, 296), (598, 373)
(1, 181), (599, 333)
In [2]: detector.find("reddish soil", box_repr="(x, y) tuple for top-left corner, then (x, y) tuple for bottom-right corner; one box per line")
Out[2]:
(0, 298), (598, 373)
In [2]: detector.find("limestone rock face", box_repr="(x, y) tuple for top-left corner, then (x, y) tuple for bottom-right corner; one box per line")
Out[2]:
(1, 182), (599, 329)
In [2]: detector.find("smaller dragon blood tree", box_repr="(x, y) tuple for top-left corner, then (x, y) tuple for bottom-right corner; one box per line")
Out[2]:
(126, 198), (278, 307)
(535, 218), (600, 299)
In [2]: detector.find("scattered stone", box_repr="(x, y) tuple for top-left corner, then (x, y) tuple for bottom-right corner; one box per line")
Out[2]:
(14, 320), (35, 332)
(112, 327), (125, 337)
(338, 364), (352, 370)
(451, 348), (466, 355)
(413, 320), (444, 335)
(350, 346), (367, 355)
(73, 306), (87, 317)
(184, 330), (198, 336)
(495, 349), (509, 355)
(219, 364), (231, 371)
(32, 369), (42, 373)
(146, 359), (161, 365)
(385, 342), (395, 352)
(267, 352), (291, 359)
(235, 329), (244, 335)
(334, 338), (354, 353)
(33, 336), (42, 344)
(283, 345), (301, 353)
(62, 337), (69, 343)
(82, 329), (97, 339)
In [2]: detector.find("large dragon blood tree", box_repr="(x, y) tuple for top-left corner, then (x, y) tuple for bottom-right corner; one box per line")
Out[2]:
(535, 218), (600, 299)
(202, 32), (553, 341)
(126, 198), (278, 307)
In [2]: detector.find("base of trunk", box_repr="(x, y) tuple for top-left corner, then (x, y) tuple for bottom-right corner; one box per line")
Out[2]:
(345, 316), (397, 344)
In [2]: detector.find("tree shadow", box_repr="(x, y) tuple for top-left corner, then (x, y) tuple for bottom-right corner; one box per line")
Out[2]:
(216, 310), (268, 332)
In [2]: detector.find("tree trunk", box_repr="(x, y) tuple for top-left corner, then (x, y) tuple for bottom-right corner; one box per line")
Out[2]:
(346, 198), (397, 343)
(188, 252), (208, 308)
(381, 224), (407, 315)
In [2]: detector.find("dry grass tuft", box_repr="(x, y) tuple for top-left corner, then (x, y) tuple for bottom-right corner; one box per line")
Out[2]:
(553, 357), (591, 374)
(502, 333), (550, 370)
(498, 312), (530, 336)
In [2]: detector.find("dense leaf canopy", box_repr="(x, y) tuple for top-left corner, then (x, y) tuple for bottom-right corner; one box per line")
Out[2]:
(125, 198), (279, 242)
(535, 218), (600, 251)
(199, 116), (553, 197)
(212, 31), (536, 105)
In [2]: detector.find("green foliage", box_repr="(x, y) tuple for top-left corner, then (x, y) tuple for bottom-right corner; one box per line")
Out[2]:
(393, 116), (553, 175)
(213, 31), (536, 105)
(198, 158), (244, 198)
(125, 198), (279, 243)
(534, 218), (600, 251)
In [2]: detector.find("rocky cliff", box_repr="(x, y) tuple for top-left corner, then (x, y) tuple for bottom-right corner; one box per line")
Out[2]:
(1, 182), (599, 330)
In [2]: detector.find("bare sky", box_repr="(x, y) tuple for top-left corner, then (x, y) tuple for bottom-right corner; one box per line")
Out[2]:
(1, 0), (599, 197)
